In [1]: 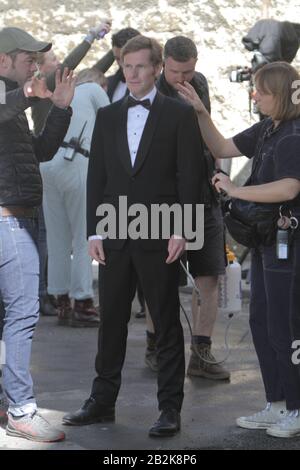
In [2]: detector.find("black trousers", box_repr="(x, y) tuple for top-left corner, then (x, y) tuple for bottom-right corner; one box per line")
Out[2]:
(250, 243), (300, 410)
(91, 241), (185, 411)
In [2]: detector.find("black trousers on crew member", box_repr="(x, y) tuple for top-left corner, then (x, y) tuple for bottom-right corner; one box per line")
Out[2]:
(250, 243), (300, 410)
(91, 240), (185, 412)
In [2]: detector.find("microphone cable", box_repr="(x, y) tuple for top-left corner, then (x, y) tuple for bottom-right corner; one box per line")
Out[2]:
(179, 260), (237, 366)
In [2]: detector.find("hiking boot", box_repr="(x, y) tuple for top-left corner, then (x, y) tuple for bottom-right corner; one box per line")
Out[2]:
(0, 395), (9, 423)
(186, 343), (230, 380)
(267, 409), (300, 438)
(237, 402), (288, 430)
(56, 294), (72, 326)
(39, 294), (58, 317)
(71, 299), (100, 327)
(6, 410), (65, 442)
(145, 335), (158, 372)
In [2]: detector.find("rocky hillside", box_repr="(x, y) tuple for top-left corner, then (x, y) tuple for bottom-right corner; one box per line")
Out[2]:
(1, 0), (299, 175)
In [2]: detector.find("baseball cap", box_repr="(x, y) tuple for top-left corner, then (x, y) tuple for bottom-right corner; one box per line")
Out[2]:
(0, 27), (52, 54)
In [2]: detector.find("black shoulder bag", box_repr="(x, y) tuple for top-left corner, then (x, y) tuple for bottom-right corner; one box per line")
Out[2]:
(223, 121), (283, 248)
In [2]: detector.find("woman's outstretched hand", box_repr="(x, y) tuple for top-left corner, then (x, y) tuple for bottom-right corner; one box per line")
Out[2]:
(177, 81), (207, 114)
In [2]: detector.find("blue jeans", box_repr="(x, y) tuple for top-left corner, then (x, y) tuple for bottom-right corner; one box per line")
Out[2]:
(0, 213), (39, 411)
(38, 206), (48, 297)
(0, 300), (4, 397)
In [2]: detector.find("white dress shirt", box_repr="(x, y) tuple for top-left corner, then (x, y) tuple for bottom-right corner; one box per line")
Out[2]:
(89, 86), (157, 240)
(127, 86), (157, 166)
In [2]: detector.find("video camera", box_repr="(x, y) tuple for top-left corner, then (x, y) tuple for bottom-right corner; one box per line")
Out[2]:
(229, 19), (300, 84)
(229, 51), (268, 83)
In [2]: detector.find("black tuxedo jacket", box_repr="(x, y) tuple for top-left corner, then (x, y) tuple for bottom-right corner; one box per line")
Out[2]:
(107, 68), (128, 102)
(87, 91), (205, 250)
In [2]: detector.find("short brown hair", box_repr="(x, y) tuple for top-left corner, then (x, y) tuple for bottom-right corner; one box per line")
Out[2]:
(255, 61), (300, 121)
(121, 35), (162, 67)
(111, 27), (140, 48)
(164, 36), (197, 62)
(76, 67), (108, 88)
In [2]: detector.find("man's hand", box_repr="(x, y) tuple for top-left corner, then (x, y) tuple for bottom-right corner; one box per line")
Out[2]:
(88, 239), (106, 265)
(166, 235), (186, 264)
(23, 76), (53, 99)
(50, 68), (76, 109)
(89, 19), (112, 40)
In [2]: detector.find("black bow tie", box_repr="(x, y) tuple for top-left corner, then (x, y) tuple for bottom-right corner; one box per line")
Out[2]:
(127, 96), (151, 110)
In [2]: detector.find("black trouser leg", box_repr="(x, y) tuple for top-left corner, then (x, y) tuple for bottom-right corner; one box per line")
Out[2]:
(250, 248), (284, 403)
(136, 281), (145, 311)
(131, 245), (185, 412)
(91, 245), (137, 405)
(250, 246), (300, 410)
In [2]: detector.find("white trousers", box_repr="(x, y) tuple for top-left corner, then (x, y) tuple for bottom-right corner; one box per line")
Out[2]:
(40, 151), (93, 300)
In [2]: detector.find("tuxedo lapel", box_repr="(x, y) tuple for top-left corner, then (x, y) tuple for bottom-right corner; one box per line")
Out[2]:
(132, 92), (165, 176)
(116, 98), (133, 176)
(107, 68), (125, 101)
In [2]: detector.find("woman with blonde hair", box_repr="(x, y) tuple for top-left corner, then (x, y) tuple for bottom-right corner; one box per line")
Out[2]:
(178, 61), (300, 438)
(76, 67), (108, 91)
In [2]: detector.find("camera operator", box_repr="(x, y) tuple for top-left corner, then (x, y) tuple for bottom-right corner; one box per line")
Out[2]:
(230, 19), (300, 119)
(31, 20), (112, 319)
(40, 68), (110, 327)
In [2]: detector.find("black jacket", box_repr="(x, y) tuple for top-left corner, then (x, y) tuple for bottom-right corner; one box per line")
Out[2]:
(156, 71), (216, 205)
(107, 67), (129, 102)
(87, 92), (205, 248)
(0, 76), (72, 208)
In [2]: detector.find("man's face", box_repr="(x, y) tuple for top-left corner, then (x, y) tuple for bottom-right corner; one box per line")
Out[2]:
(112, 46), (122, 67)
(6, 52), (38, 86)
(39, 50), (60, 76)
(164, 56), (197, 89)
(123, 49), (161, 99)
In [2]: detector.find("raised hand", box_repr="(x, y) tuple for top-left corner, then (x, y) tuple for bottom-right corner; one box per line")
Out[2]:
(50, 68), (76, 109)
(177, 81), (207, 114)
(89, 19), (112, 40)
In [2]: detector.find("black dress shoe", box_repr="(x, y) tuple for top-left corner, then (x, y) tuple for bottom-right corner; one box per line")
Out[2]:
(62, 397), (115, 426)
(149, 409), (181, 437)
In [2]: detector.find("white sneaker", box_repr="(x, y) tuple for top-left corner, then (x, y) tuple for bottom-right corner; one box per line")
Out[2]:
(236, 402), (288, 430)
(6, 411), (65, 442)
(267, 410), (300, 438)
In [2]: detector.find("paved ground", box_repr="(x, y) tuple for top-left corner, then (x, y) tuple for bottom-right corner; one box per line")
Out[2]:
(1, 278), (299, 451)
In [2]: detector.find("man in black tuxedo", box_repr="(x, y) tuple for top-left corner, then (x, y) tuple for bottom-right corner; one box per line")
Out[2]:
(63, 35), (205, 437)
(107, 27), (140, 102)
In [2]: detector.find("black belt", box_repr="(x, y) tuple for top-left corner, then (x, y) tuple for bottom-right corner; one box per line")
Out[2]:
(61, 142), (90, 159)
(0, 206), (38, 218)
